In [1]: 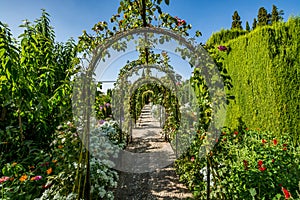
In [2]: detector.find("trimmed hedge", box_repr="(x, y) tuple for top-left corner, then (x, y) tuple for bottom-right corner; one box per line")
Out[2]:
(207, 17), (300, 143)
(206, 29), (248, 48)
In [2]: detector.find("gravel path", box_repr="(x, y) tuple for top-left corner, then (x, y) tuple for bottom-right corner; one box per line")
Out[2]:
(114, 105), (193, 200)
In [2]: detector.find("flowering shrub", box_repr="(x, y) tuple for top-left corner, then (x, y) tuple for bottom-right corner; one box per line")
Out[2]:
(0, 120), (124, 199)
(175, 128), (300, 199)
(94, 90), (113, 120)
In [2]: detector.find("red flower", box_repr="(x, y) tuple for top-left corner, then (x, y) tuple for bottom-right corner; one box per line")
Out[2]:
(283, 147), (287, 151)
(259, 166), (267, 172)
(258, 160), (266, 171)
(282, 187), (291, 199)
(273, 139), (278, 145)
(283, 144), (287, 147)
(258, 160), (263, 167)
(262, 139), (267, 144)
(234, 131), (238, 136)
(272, 159), (275, 163)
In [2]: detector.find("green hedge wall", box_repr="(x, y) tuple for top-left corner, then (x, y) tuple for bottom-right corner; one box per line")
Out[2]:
(207, 17), (300, 142)
(206, 29), (248, 48)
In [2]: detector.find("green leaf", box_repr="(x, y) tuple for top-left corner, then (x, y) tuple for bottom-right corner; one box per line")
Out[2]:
(249, 188), (256, 197)
(196, 30), (202, 37)
(117, 6), (122, 14)
(0, 48), (6, 59)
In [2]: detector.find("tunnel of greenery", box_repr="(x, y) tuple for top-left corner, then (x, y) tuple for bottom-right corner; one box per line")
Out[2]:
(0, 0), (299, 199)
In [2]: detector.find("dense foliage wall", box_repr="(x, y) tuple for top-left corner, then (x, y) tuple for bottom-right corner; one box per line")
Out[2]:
(0, 11), (78, 159)
(207, 17), (300, 142)
(206, 29), (248, 48)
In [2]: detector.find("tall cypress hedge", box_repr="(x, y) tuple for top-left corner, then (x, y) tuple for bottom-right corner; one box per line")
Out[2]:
(207, 17), (300, 143)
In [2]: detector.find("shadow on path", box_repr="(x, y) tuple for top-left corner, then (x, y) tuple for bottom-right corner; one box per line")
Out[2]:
(113, 104), (193, 199)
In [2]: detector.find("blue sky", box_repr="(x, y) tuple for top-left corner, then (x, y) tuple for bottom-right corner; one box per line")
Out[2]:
(1, 1), (299, 92)
(1, 0), (299, 43)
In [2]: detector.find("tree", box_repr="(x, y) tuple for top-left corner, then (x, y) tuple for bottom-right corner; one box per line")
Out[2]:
(252, 18), (257, 30)
(271, 5), (284, 24)
(257, 7), (269, 26)
(231, 10), (243, 30)
(245, 21), (250, 31)
(0, 10), (78, 149)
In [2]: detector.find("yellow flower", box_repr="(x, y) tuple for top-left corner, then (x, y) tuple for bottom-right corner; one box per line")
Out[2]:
(46, 167), (53, 175)
(52, 160), (57, 163)
(19, 174), (28, 182)
(12, 162), (17, 167)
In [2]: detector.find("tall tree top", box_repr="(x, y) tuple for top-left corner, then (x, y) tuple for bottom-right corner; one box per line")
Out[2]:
(231, 10), (243, 30)
(271, 5), (284, 24)
(252, 18), (257, 30)
(257, 7), (269, 26)
(245, 21), (250, 31)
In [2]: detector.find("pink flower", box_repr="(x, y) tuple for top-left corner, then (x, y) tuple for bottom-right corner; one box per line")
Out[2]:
(217, 45), (227, 51)
(35, 175), (42, 181)
(0, 176), (10, 184)
(30, 175), (42, 181)
(191, 156), (195, 162)
(175, 16), (186, 26)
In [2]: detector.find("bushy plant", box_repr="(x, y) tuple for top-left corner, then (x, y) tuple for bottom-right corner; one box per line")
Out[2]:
(206, 17), (300, 142)
(176, 128), (300, 199)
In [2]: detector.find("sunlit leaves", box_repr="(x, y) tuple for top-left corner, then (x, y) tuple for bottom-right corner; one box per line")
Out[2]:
(0, 10), (77, 148)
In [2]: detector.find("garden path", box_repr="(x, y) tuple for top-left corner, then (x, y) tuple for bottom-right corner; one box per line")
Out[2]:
(114, 104), (193, 199)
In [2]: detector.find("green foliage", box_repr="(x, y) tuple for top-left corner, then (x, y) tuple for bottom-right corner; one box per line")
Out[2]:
(257, 7), (270, 26)
(94, 84), (112, 120)
(271, 5), (284, 24)
(231, 11), (243, 30)
(252, 18), (257, 30)
(208, 17), (300, 143)
(205, 29), (248, 48)
(245, 21), (250, 31)
(78, 0), (200, 54)
(0, 120), (122, 199)
(175, 129), (300, 199)
(0, 10), (78, 152)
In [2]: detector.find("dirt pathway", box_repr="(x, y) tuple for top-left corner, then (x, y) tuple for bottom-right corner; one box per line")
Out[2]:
(114, 104), (193, 200)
